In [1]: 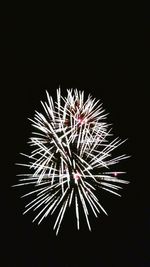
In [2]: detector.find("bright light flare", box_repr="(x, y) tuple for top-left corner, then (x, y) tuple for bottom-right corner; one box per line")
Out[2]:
(14, 88), (130, 235)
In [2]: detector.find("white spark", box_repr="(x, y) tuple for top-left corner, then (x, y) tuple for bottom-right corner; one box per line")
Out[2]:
(14, 88), (130, 234)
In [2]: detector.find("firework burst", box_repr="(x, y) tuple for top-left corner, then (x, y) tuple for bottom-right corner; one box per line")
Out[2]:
(14, 88), (129, 234)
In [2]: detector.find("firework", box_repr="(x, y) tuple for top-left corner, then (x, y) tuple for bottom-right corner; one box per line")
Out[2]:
(14, 88), (129, 235)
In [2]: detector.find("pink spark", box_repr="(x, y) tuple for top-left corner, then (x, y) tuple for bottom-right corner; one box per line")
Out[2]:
(73, 172), (81, 181)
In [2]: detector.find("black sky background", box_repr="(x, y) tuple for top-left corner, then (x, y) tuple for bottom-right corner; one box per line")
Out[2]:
(2, 12), (149, 267)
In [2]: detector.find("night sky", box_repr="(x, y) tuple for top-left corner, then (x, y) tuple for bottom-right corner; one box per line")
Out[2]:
(3, 13), (149, 267)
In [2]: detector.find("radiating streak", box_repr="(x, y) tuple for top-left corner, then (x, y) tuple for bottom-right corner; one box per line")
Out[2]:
(55, 196), (69, 235)
(32, 200), (54, 223)
(80, 184), (98, 217)
(86, 175), (129, 184)
(13, 181), (39, 186)
(99, 186), (121, 197)
(20, 186), (49, 198)
(21, 182), (58, 198)
(51, 163), (56, 185)
(75, 194), (80, 229)
(51, 187), (69, 215)
(99, 182), (122, 190)
(78, 187), (91, 231)
(25, 191), (50, 208)
(84, 180), (97, 191)
(69, 188), (74, 206)
(23, 194), (50, 214)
